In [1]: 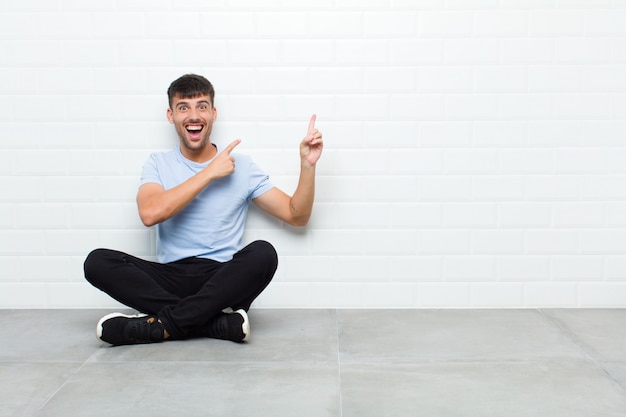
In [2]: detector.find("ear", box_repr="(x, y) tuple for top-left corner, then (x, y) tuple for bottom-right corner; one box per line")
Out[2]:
(166, 108), (174, 124)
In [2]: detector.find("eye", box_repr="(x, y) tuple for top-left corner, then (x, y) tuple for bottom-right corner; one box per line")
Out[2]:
(179, 105), (188, 112)
(199, 104), (208, 110)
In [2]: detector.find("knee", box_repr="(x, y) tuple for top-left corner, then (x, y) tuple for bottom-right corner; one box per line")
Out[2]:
(83, 248), (113, 285)
(251, 240), (278, 268)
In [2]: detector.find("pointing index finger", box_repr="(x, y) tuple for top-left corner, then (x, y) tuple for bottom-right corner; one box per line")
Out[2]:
(308, 114), (317, 133)
(223, 139), (241, 155)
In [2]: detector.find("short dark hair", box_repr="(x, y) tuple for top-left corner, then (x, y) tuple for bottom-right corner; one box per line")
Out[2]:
(167, 74), (215, 108)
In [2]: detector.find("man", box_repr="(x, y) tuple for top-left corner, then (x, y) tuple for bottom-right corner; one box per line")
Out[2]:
(84, 74), (323, 346)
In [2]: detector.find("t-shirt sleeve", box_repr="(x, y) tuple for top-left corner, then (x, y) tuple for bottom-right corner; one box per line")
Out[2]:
(248, 159), (274, 200)
(139, 154), (162, 186)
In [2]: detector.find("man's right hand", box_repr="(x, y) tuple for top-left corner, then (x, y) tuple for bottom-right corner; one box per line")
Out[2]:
(208, 139), (241, 180)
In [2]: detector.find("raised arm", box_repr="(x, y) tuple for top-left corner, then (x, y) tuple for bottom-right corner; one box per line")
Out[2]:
(253, 115), (324, 226)
(137, 139), (240, 227)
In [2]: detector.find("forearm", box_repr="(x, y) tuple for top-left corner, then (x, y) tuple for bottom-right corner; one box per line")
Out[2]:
(288, 163), (316, 226)
(138, 169), (214, 227)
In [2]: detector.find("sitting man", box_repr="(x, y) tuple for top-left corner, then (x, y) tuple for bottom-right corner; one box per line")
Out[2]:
(84, 74), (323, 346)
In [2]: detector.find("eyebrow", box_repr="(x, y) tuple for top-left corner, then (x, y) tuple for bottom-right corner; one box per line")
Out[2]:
(175, 100), (211, 108)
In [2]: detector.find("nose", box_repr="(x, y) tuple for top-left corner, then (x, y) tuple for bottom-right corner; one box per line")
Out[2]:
(188, 107), (201, 120)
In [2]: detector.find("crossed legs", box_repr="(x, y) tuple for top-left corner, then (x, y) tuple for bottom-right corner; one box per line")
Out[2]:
(84, 240), (277, 344)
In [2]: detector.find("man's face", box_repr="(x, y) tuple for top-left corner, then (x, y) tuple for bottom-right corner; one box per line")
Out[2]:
(167, 94), (217, 153)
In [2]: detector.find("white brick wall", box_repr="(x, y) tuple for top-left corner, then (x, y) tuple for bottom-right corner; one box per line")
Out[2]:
(1, 1), (626, 309)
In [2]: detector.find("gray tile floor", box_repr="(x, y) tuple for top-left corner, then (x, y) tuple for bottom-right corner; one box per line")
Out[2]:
(1, 309), (625, 417)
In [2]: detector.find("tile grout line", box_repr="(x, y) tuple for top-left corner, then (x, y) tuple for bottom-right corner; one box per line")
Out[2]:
(537, 309), (626, 394)
(335, 309), (344, 417)
(31, 348), (102, 416)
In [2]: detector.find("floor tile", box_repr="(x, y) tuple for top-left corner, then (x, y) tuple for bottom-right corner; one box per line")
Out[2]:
(542, 309), (626, 361)
(0, 310), (105, 362)
(338, 309), (585, 364)
(0, 362), (80, 417)
(33, 361), (340, 417)
(341, 361), (626, 417)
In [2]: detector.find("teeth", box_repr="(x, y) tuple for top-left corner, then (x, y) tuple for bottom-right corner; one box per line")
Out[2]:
(187, 126), (202, 131)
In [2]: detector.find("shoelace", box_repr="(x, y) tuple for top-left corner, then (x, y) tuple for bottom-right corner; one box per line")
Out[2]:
(127, 317), (162, 343)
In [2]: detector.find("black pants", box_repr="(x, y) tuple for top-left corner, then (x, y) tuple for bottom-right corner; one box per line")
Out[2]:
(83, 240), (277, 339)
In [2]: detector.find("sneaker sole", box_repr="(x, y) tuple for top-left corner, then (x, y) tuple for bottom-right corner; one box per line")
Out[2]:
(96, 312), (147, 341)
(234, 309), (250, 342)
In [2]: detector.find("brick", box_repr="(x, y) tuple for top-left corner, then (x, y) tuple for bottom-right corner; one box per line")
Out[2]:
(473, 121), (527, 147)
(444, 149), (499, 174)
(580, 230), (626, 254)
(473, 176), (525, 201)
(417, 283), (471, 308)
(256, 12), (308, 37)
(36, 13), (92, 40)
(473, 11), (528, 37)
(418, 230), (471, 254)
(199, 12), (254, 38)
(388, 149), (443, 174)
(367, 176), (420, 203)
(417, 175), (472, 202)
(444, 256), (497, 281)
(16, 204), (69, 229)
(500, 39), (554, 64)
(528, 66), (583, 92)
(530, 10), (585, 35)
(91, 12), (144, 39)
(579, 283), (626, 307)
(585, 10), (626, 35)
(364, 67), (416, 93)
(445, 94), (499, 121)
(308, 11), (362, 38)
(499, 149), (554, 174)
(336, 40), (388, 65)
(556, 38), (611, 63)
(390, 256), (442, 281)
(281, 40), (335, 65)
(528, 121), (582, 147)
(310, 68), (362, 93)
(363, 283), (416, 308)
(19, 256), (72, 282)
(364, 230), (417, 255)
(390, 203), (442, 228)
(364, 11), (417, 37)
(526, 230), (579, 254)
(471, 283), (524, 308)
(474, 67), (527, 93)
(445, 39), (499, 64)
(552, 256), (604, 280)
(391, 94), (446, 121)
(498, 256), (550, 281)
(444, 203), (498, 227)
(228, 40), (281, 65)
(420, 122), (472, 147)
(418, 66), (473, 92)
(418, 11), (473, 36)
(525, 176), (580, 202)
(498, 94), (554, 120)
(498, 203), (551, 227)
(472, 230), (525, 254)
(524, 283), (579, 308)
(390, 39), (443, 65)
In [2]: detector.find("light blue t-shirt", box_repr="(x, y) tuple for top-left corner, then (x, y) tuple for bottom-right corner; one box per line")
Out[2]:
(140, 145), (274, 263)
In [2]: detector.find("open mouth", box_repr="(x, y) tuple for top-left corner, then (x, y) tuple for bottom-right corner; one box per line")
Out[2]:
(185, 124), (204, 139)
